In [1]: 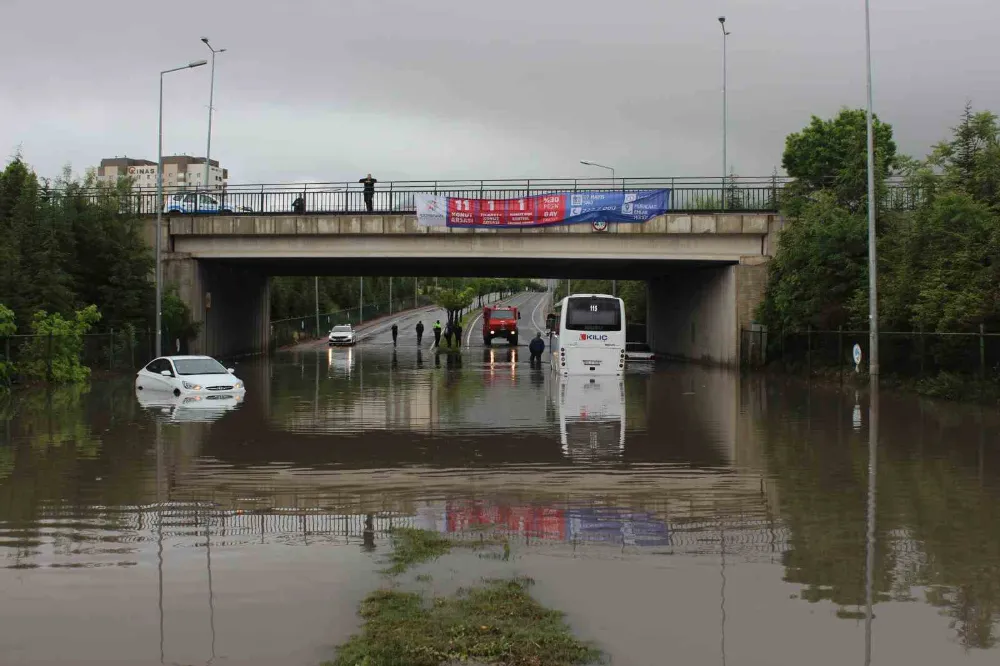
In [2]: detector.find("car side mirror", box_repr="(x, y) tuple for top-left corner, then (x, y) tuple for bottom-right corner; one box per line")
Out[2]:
(517, 313), (521, 319)
(160, 370), (172, 377)
(227, 368), (235, 374)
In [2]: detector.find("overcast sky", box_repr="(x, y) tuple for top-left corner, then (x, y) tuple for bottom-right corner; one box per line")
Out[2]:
(2, 0), (998, 184)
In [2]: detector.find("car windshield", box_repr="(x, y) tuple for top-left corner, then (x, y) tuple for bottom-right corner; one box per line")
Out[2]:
(565, 297), (622, 331)
(173, 358), (229, 375)
(490, 310), (515, 321)
(332, 325), (352, 332)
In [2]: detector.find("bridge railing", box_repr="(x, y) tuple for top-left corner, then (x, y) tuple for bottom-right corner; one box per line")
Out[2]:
(64, 176), (928, 216)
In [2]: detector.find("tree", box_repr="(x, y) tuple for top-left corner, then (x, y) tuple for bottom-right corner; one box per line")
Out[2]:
(435, 288), (475, 324)
(20, 305), (102, 383)
(927, 103), (1000, 207)
(782, 108), (897, 211)
(162, 284), (201, 351)
(757, 192), (869, 332)
(0, 303), (15, 389)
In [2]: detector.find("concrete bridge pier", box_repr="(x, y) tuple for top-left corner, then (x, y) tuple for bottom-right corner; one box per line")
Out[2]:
(646, 257), (768, 366)
(164, 254), (269, 358)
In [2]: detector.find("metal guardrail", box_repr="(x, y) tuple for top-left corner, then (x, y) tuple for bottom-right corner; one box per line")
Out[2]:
(58, 176), (926, 216)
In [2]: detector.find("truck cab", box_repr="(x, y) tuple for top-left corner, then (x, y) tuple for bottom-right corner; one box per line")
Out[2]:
(482, 305), (520, 346)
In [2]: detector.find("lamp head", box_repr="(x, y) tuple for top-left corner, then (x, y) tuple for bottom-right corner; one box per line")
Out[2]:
(718, 16), (726, 24)
(188, 60), (208, 68)
(201, 37), (210, 44)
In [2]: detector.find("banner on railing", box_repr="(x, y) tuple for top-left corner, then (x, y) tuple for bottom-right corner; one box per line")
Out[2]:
(414, 189), (670, 228)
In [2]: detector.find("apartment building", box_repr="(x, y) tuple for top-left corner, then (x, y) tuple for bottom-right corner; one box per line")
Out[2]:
(97, 156), (229, 190)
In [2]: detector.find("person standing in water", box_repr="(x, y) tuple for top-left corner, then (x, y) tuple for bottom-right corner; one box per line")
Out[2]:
(391, 323), (398, 346)
(415, 321), (424, 346)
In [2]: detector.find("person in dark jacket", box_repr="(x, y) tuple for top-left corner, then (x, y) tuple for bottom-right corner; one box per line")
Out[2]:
(391, 323), (398, 346)
(415, 321), (424, 346)
(454, 323), (463, 347)
(359, 173), (377, 212)
(529, 332), (545, 366)
(443, 322), (454, 347)
(292, 196), (306, 214)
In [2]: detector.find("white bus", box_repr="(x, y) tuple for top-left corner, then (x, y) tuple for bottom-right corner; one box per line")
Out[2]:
(551, 293), (626, 376)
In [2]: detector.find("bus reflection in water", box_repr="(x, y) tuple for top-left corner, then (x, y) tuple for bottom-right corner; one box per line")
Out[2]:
(551, 373), (626, 461)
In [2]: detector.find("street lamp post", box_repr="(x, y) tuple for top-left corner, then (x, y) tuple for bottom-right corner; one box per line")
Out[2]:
(579, 160), (615, 185)
(718, 16), (730, 210)
(200, 39), (226, 190)
(864, 0), (879, 376)
(156, 59), (208, 357)
(580, 160), (617, 296)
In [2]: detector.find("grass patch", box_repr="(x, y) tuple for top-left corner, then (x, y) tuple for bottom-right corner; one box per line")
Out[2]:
(329, 577), (600, 666)
(385, 528), (453, 575)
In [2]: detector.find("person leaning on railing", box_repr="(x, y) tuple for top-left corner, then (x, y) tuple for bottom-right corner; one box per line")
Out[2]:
(359, 173), (377, 212)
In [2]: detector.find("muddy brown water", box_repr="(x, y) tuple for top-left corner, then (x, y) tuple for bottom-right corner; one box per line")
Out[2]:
(1, 346), (999, 665)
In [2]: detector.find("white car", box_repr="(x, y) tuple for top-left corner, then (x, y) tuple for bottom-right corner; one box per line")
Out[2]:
(163, 192), (252, 215)
(135, 355), (245, 397)
(328, 324), (357, 346)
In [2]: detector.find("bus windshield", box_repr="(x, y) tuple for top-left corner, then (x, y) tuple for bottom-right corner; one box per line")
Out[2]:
(565, 297), (621, 331)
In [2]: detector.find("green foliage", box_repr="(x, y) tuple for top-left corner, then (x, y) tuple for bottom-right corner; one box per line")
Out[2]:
(20, 305), (101, 383)
(0, 303), (14, 389)
(782, 108), (897, 211)
(385, 528), (454, 575)
(0, 157), (154, 333)
(758, 192), (869, 332)
(763, 104), (1000, 383)
(330, 578), (600, 666)
(161, 284), (200, 346)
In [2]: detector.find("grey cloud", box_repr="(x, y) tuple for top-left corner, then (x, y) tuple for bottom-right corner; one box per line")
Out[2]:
(1, 0), (999, 183)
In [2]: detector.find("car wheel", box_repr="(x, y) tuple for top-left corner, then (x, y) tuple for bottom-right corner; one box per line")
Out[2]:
(221, 208), (233, 214)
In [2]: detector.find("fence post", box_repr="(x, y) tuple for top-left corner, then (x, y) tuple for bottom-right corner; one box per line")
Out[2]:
(918, 325), (925, 376)
(980, 323), (986, 379)
(46, 331), (53, 383)
(806, 325), (812, 376)
(838, 325), (843, 385)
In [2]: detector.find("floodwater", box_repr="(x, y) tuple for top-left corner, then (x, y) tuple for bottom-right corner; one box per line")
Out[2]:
(1, 332), (999, 665)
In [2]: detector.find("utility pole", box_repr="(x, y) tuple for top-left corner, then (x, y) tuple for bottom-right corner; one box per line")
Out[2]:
(156, 59), (207, 357)
(719, 16), (730, 211)
(360, 276), (364, 323)
(389, 276), (393, 314)
(314, 276), (320, 338)
(864, 0), (879, 375)
(200, 38), (226, 189)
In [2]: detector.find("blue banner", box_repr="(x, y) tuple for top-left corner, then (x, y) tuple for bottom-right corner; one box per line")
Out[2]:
(415, 189), (671, 227)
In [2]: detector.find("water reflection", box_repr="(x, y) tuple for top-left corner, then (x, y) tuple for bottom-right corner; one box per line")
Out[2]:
(136, 389), (243, 423)
(2, 353), (1000, 664)
(552, 375), (626, 462)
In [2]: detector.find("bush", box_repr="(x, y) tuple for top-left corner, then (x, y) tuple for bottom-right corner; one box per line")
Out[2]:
(20, 305), (101, 383)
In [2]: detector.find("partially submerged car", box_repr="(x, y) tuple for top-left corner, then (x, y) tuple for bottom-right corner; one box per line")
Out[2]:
(328, 324), (357, 346)
(135, 355), (245, 397)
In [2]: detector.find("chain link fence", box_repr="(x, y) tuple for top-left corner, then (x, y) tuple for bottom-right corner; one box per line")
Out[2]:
(742, 326), (1000, 381)
(1, 328), (158, 386)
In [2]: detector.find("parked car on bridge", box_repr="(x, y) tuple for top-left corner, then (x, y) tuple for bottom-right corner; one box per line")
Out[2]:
(328, 324), (357, 346)
(135, 355), (245, 398)
(163, 192), (252, 214)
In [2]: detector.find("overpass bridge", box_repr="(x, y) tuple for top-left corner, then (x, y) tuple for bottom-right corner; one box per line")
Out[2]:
(138, 177), (800, 362)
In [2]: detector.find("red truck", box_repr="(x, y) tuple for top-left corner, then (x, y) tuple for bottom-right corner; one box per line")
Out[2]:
(483, 305), (520, 346)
